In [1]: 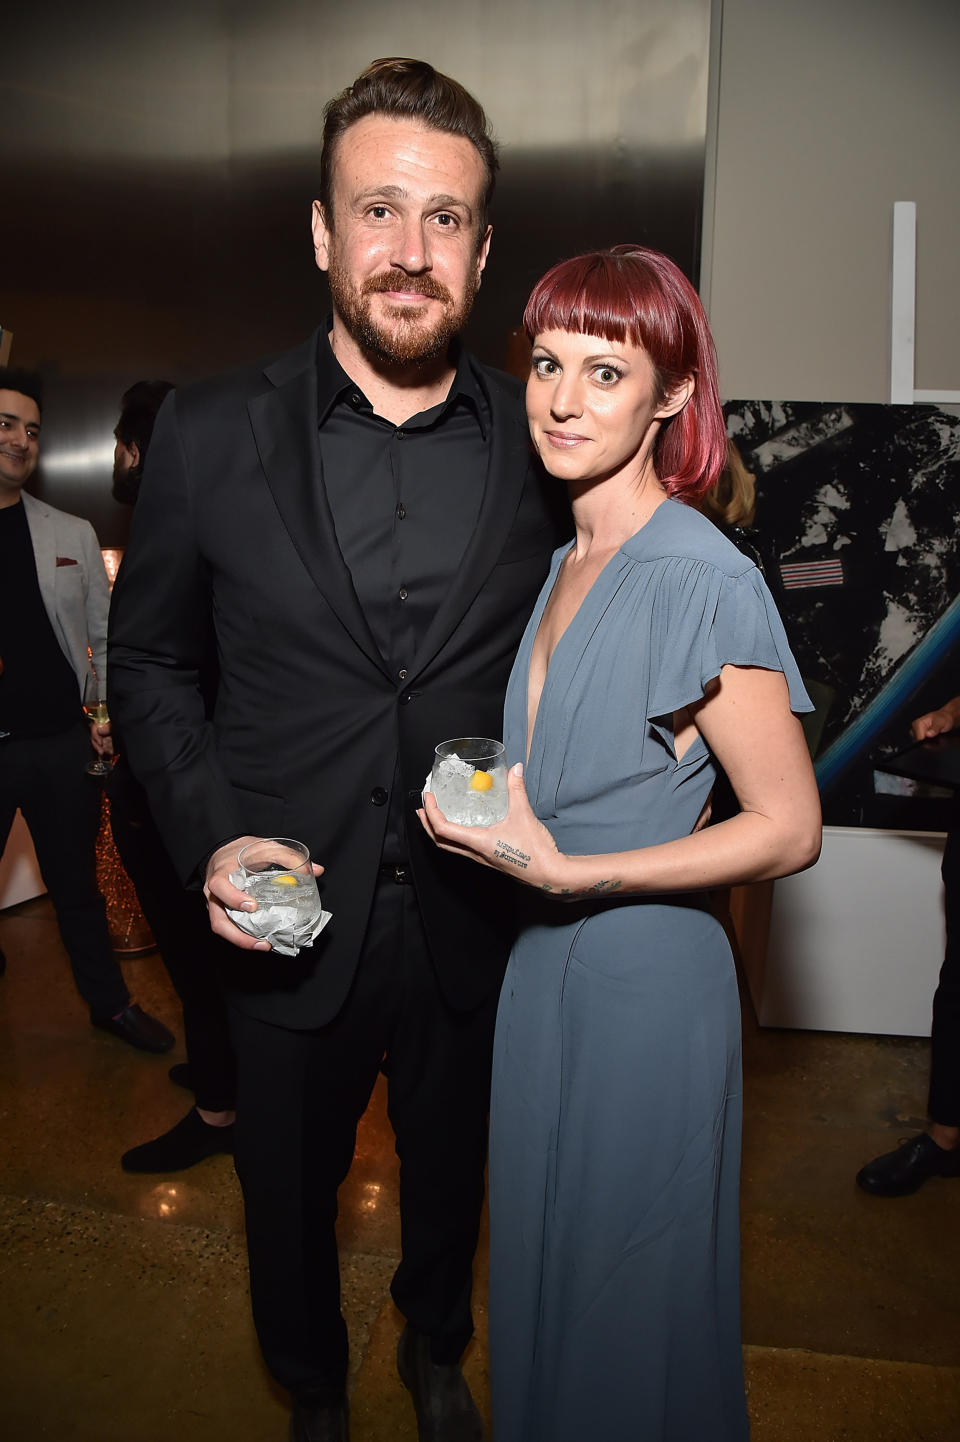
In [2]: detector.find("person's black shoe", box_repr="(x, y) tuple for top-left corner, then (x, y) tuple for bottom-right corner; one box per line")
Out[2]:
(91, 1003), (175, 1053)
(168, 1062), (194, 1091)
(856, 1132), (960, 1196)
(121, 1108), (235, 1173)
(398, 1325), (483, 1442)
(289, 1396), (349, 1442)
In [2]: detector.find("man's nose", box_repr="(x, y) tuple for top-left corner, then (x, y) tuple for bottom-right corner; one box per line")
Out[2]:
(391, 216), (430, 273)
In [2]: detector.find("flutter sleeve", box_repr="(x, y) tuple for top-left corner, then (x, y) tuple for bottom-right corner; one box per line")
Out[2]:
(647, 558), (813, 722)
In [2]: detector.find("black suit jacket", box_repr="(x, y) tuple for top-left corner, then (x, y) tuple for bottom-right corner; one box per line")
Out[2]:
(108, 331), (568, 1029)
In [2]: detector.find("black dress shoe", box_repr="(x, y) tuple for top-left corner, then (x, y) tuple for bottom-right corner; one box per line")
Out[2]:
(168, 1062), (194, 1091)
(856, 1132), (960, 1196)
(91, 1002), (175, 1053)
(397, 1325), (483, 1442)
(121, 1108), (235, 1173)
(289, 1397), (349, 1442)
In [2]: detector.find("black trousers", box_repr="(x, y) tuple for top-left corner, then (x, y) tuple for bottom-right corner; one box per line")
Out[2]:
(0, 726), (129, 1016)
(229, 874), (499, 1402)
(108, 764), (235, 1111)
(929, 822), (960, 1125)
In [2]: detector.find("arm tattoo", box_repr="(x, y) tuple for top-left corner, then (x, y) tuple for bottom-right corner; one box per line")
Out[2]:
(540, 879), (624, 901)
(493, 839), (531, 872)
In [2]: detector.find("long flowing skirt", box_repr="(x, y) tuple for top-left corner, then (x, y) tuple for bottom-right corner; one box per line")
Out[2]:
(488, 900), (750, 1442)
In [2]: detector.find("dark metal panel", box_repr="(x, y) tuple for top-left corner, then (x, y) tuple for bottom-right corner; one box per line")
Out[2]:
(1, 0), (709, 545)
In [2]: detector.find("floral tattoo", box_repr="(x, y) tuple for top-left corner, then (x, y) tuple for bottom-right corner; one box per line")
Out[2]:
(540, 879), (624, 901)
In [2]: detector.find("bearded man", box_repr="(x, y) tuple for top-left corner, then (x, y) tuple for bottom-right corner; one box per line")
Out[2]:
(108, 58), (567, 1442)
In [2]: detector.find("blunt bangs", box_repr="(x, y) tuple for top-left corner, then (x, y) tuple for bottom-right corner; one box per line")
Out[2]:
(523, 246), (727, 501)
(523, 255), (639, 350)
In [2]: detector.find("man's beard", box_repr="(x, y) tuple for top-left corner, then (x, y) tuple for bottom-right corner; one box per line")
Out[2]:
(111, 464), (141, 506)
(327, 259), (479, 367)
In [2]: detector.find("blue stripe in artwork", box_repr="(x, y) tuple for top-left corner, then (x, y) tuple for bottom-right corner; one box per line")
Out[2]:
(814, 594), (960, 795)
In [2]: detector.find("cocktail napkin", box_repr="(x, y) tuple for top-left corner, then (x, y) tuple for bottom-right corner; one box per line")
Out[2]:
(225, 871), (332, 957)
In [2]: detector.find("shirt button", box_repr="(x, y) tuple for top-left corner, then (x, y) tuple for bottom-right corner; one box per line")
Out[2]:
(370, 787), (388, 806)
(397, 668), (408, 681)
(350, 393), (361, 406)
(398, 587), (408, 602)
(399, 693), (411, 706)
(396, 429), (405, 438)
(396, 503), (406, 520)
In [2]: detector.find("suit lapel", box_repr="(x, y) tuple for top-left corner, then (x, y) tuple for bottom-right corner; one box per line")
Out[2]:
(246, 340), (389, 678)
(21, 493), (58, 631)
(408, 367), (530, 683)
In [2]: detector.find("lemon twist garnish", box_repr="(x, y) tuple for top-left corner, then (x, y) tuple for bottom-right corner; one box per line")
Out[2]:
(469, 768), (494, 792)
(270, 873), (299, 886)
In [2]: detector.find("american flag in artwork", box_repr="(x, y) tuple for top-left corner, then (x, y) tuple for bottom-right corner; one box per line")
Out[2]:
(779, 557), (845, 589)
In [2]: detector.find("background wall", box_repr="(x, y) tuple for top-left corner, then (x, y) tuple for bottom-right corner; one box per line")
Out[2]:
(1, 0), (711, 546)
(702, 0), (960, 404)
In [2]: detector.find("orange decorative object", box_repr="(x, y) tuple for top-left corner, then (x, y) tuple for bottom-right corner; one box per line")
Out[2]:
(94, 791), (155, 956)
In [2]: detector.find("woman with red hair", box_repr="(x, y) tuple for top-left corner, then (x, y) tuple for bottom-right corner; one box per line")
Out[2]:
(420, 246), (820, 1440)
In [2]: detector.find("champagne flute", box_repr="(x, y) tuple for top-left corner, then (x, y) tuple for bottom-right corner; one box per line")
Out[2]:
(82, 672), (112, 776)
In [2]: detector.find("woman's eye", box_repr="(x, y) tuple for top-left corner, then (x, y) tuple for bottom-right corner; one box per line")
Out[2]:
(596, 367), (619, 384)
(534, 358), (558, 377)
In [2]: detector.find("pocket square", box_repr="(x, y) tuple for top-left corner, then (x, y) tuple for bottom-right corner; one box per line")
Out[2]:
(55, 556), (78, 566)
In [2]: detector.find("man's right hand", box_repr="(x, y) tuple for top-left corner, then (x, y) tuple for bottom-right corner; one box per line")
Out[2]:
(204, 836), (271, 949)
(203, 836), (324, 951)
(911, 697), (960, 742)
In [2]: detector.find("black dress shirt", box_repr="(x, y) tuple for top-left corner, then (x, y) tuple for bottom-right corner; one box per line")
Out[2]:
(0, 499), (80, 738)
(317, 331), (491, 864)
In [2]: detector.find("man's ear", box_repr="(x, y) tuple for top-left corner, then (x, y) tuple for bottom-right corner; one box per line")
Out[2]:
(654, 373), (695, 421)
(475, 224), (493, 290)
(311, 200), (331, 273)
(128, 441), (141, 470)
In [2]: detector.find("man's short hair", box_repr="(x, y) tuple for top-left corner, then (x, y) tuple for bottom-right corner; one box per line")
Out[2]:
(0, 365), (43, 413)
(115, 380), (174, 457)
(319, 58), (499, 235)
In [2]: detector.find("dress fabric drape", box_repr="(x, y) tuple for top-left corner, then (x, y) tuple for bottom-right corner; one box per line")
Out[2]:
(488, 500), (811, 1442)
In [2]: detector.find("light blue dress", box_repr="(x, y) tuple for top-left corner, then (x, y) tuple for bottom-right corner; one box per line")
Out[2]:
(488, 499), (811, 1442)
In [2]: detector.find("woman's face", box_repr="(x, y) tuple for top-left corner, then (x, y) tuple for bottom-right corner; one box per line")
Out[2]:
(526, 329), (675, 488)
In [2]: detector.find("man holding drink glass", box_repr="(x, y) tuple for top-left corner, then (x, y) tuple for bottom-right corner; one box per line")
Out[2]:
(109, 59), (566, 1441)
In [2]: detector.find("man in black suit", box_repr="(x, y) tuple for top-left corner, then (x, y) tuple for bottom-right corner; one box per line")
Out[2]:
(109, 58), (566, 1442)
(856, 692), (960, 1197)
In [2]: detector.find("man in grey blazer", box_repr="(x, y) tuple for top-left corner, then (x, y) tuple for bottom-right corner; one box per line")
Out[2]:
(0, 366), (173, 1052)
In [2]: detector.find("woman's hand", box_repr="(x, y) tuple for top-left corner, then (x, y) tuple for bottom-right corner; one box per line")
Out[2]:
(418, 762), (571, 894)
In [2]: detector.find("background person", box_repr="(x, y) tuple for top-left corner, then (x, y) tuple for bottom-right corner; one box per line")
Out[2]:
(108, 59), (569, 1442)
(0, 365), (173, 1053)
(857, 693), (960, 1195)
(109, 380), (237, 1172)
(420, 246), (821, 1442)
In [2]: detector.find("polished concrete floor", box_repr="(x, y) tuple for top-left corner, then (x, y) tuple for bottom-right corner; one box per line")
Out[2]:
(1, 893), (959, 1441)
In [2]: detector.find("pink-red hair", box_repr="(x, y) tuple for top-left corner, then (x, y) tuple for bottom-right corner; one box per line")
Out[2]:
(523, 245), (726, 500)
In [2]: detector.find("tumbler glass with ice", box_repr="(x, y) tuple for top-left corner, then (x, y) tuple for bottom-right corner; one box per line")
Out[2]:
(430, 738), (508, 826)
(236, 838), (322, 923)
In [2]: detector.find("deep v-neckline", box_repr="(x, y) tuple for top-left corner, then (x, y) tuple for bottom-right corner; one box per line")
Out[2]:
(523, 500), (670, 767)
(523, 546), (625, 767)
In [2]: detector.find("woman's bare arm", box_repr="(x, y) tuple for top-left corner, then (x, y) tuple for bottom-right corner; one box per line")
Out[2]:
(418, 664), (821, 899)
